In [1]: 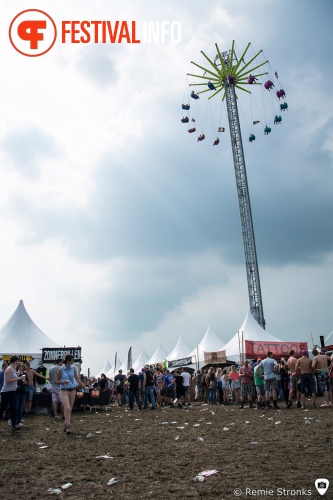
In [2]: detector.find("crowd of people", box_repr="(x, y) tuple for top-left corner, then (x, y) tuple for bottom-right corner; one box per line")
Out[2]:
(80, 366), (193, 410)
(0, 354), (86, 433)
(1, 349), (332, 433)
(193, 349), (333, 410)
(80, 348), (333, 411)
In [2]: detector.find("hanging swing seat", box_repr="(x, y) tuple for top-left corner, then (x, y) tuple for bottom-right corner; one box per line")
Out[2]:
(213, 138), (220, 146)
(197, 134), (205, 142)
(188, 128), (196, 133)
(280, 102), (288, 111)
(181, 117), (189, 123)
(249, 134), (256, 142)
(264, 126), (271, 135)
(182, 104), (190, 110)
(276, 89), (286, 100)
(274, 115), (282, 124)
(264, 80), (274, 90)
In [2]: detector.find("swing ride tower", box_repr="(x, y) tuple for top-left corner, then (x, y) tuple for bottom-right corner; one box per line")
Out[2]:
(188, 41), (267, 329)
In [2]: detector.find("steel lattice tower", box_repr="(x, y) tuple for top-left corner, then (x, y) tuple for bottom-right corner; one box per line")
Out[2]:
(188, 41), (267, 329)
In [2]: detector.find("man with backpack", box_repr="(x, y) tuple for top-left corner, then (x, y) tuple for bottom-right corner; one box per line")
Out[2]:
(114, 369), (127, 406)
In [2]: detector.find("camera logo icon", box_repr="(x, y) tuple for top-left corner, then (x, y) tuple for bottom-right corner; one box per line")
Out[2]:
(315, 479), (329, 496)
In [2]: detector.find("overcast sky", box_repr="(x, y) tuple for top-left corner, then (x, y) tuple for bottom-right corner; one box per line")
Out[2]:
(0, 0), (332, 375)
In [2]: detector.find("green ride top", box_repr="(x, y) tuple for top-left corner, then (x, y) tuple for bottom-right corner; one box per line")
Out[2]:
(187, 40), (268, 100)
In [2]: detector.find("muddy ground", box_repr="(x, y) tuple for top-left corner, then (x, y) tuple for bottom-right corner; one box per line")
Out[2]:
(0, 399), (332, 500)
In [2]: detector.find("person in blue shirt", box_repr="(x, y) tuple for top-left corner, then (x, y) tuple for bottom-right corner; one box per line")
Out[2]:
(163, 370), (175, 407)
(56, 354), (87, 434)
(260, 352), (280, 410)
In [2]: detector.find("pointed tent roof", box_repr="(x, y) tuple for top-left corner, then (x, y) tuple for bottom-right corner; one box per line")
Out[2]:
(117, 349), (150, 374)
(146, 343), (168, 366)
(132, 349), (150, 373)
(95, 360), (112, 379)
(223, 311), (282, 360)
(118, 357), (129, 374)
(188, 325), (225, 366)
(0, 300), (59, 353)
(166, 336), (192, 362)
(105, 356), (122, 378)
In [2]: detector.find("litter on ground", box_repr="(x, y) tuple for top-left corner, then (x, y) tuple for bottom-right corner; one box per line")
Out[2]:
(61, 483), (72, 490)
(107, 478), (118, 486)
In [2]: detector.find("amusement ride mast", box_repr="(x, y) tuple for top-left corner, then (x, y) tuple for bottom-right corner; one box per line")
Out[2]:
(188, 41), (267, 328)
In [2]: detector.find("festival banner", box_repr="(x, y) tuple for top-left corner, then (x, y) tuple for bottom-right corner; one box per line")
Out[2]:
(114, 352), (118, 374)
(42, 347), (82, 363)
(204, 350), (227, 364)
(168, 356), (193, 368)
(2, 354), (33, 362)
(127, 346), (132, 370)
(244, 340), (308, 359)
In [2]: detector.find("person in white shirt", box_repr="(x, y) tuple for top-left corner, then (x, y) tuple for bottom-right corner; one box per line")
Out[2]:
(181, 368), (192, 406)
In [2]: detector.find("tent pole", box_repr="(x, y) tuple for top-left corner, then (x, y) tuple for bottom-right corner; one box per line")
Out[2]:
(242, 330), (244, 363)
(238, 330), (240, 363)
(114, 352), (117, 378)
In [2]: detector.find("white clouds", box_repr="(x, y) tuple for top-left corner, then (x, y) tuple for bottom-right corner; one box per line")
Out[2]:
(1, 125), (60, 179)
(75, 45), (119, 88)
(0, 1), (332, 376)
(262, 255), (333, 340)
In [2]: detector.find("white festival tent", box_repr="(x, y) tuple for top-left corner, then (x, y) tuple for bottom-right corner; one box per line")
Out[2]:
(116, 349), (150, 375)
(118, 358), (131, 374)
(223, 311), (283, 362)
(95, 360), (112, 379)
(0, 300), (59, 368)
(105, 356), (122, 379)
(166, 336), (192, 363)
(131, 349), (150, 373)
(109, 345), (167, 374)
(146, 343), (168, 366)
(187, 325), (226, 369)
